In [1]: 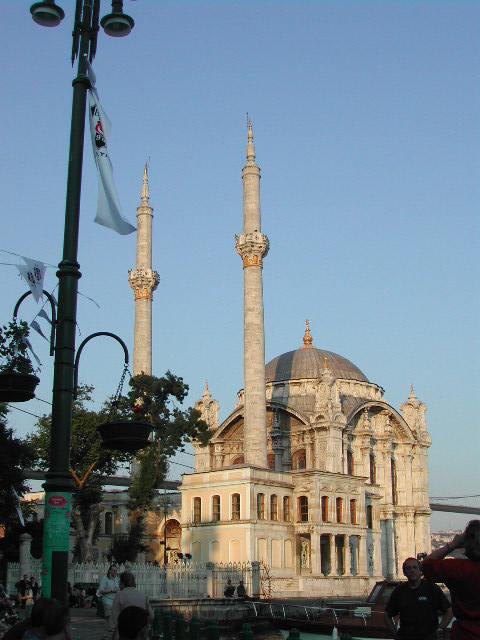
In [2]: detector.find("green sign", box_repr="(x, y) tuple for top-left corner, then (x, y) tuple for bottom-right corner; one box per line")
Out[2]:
(41, 492), (71, 597)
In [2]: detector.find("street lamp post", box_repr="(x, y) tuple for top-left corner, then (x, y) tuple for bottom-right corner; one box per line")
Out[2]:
(30, 0), (134, 604)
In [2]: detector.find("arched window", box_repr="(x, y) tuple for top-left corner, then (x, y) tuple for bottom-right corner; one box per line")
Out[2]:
(271, 495), (278, 521)
(391, 459), (397, 505)
(257, 493), (265, 519)
(370, 454), (376, 484)
(232, 455), (244, 465)
(366, 504), (373, 529)
(283, 496), (291, 522)
(292, 449), (306, 470)
(104, 512), (113, 535)
(193, 497), (201, 523)
(336, 497), (343, 523)
(321, 496), (329, 522)
(212, 495), (220, 521)
(350, 499), (357, 525)
(347, 450), (354, 475)
(267, 453), (275, 469)
(231, 494), (240, 520)
(298, 496), (308, 522)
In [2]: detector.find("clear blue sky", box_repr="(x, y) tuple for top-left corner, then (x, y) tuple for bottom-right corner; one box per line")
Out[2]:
(1, 1), (478, 532)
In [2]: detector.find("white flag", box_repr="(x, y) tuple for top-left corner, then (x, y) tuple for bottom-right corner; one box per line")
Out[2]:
(87, 65), (136, 236)
(30, 320), (49, 342)
(17, 257), (46, 303)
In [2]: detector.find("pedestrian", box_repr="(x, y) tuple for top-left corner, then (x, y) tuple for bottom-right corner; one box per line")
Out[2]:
(17, 575), (28, 610)
(384, 557), (452, 640)
(43, 600), (70, 640)
(117, 606), (149, 640)
(422, 520), (480, 640)
(21, 582), (34, 618)
(3, 596), (54, 640)
(98, 565), (119, 621)
(105, 573), (153, 640)
(223, 579), (235, 598)
(29, 578), (39, 603)
(236, 579), (247, 600)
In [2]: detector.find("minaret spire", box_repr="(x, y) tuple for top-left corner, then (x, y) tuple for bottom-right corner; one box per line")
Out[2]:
(235, 122), (270, 468)
(128, 164), (160, 376)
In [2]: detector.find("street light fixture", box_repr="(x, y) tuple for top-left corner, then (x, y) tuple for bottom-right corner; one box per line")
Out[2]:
(29, 0), (134, 604)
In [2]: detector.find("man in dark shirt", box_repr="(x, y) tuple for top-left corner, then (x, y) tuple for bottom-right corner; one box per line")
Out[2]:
(384, 558), (452, 640)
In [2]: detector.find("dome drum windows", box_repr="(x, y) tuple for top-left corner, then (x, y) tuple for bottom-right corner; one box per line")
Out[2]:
(231, 493), (240, 520)
(292, 449), (306, 470)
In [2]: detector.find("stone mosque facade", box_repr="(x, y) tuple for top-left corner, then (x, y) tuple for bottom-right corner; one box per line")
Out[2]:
(132, 125), (432, 597)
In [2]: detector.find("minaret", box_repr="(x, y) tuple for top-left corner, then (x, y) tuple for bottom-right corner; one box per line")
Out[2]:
(128, 164), (160, 376)
(235, 121), (270, 468)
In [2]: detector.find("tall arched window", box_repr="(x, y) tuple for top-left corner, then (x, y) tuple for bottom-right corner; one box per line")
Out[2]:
(257, 493), (265, 519)
(283, 496), (291, 522)
(212, 495), (220, 521)
(336, 497), (343, 523)
(232, 455), (244, 465)
(292, 449), (306, 470)
(104, 512), (113, 535)
(231, 493), (240, 520)
(271, 495), (278, 521)
(347, 450), (354, 475)
(298, 496), (308, 522)
(370, 454), (376, 484)
(193, 497), (202, 523)
(267, 453), (275, 469)
(391, 459), (397, 505)
(350, 499), (357, 525)
(366, 504), (373, 529)
(321, 496), (329, 522)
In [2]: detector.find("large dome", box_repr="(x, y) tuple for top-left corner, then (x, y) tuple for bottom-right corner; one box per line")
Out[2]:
(265, 326), (369, 384)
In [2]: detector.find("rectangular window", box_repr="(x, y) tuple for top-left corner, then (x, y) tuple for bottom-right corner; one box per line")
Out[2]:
(298, 496), (308, 522)
(283, 496), (291, 522)
(212, 495), (220, 522)
(257, 493), (265, 519)
(366, 504), (373, 529)
(350, 499), (357, 525)
(336, 497), (343, 523)
(193, 497), (201, 523)
(321, 496), (329, 522)
(232, 493), (240, 520)
(271, 495), (278, 521)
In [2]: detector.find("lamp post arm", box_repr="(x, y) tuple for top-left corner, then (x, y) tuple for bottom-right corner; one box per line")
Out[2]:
(73, 331), (129, 398)
(13, 290), (57, 356)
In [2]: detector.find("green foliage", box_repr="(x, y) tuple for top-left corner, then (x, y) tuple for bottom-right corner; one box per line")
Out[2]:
(0, 405), (36, 530)
(116, 372), (211, 522)
(109, 521), (147, 564)
(0, 320), (36, 375)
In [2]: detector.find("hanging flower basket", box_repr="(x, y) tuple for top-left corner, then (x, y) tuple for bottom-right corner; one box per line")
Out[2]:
(0, 372), (40, 403)
(97, 419), (152, 454)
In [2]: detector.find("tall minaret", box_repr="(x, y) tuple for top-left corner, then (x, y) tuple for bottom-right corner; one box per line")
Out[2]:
(128, 164), (160, 376)
(235, 121), (270, 468)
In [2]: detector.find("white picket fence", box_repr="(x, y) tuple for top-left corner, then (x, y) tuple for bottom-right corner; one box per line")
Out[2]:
(7, 560), (258, 600)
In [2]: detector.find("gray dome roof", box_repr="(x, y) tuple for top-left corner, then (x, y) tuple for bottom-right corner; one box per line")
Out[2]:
(265, 347), (369, 384)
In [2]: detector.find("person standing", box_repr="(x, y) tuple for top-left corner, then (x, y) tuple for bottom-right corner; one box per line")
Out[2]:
(105, 573), (153, 640)
(30, 577), (39, 603)
(98, 565), (120, 620)
(384, 557), (452, 640)
(422, 520), (480, 640)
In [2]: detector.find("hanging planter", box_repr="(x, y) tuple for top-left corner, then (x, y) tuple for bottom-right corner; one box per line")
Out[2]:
(0, 371), (40, 403)
(0, 320), (40, 403)
(97, 419), (152, 454)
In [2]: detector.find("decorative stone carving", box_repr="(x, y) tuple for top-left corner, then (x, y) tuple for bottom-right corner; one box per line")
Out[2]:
(195, 381), (220, 431)
(235, 232), (269, 267)
(128, 268), (160, 300)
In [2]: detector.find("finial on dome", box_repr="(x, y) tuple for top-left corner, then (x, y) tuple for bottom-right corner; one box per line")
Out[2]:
(409, 384), (417, 399)
(324, 357), (328, 369)
(205, 380), (209, 392)
(141, 161), (150, 204)
(246, 118), (256, 162)
(302, 319), (313, 349)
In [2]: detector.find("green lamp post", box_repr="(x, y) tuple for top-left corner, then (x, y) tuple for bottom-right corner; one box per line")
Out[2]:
(29, 0), (134, 604)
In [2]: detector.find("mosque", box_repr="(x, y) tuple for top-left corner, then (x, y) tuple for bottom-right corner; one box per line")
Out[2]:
(129, 123), (432, 597)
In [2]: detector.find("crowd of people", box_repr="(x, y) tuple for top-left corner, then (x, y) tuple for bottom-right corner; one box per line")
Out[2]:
(384, 519), (480, 640)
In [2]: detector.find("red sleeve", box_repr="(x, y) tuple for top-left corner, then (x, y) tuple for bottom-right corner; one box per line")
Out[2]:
(422, 558), (461, 584)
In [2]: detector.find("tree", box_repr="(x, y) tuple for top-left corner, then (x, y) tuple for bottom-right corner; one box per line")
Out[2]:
(26, 385), (131, 562)
(0, 404), (37, 577)
(117, 372), (210, 526)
